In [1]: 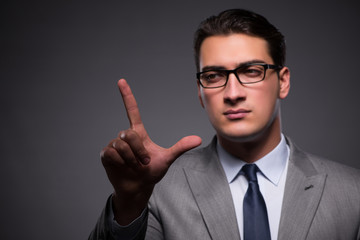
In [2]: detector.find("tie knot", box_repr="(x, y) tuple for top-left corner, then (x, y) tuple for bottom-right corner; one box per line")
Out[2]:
(242, 164), (258, 182)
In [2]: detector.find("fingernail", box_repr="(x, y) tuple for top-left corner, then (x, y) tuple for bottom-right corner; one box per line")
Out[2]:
(120, 132), (125, 139)
(142, 158), (150, 165)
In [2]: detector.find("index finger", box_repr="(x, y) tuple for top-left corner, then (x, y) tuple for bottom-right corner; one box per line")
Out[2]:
(117, 79), (143, 128)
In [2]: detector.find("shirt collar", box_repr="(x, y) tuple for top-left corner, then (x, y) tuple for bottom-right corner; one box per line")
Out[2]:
(217, 134), (289, 186)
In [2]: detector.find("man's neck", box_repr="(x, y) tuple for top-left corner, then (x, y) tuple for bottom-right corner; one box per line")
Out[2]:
(218, 117), (282, 163)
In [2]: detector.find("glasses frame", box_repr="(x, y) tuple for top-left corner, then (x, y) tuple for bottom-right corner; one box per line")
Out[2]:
(197, 63), (283, 89)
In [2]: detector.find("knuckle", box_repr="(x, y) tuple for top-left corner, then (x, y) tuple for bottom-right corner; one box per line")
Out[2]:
(112, 139), (127, 152)
(101, 147), (119, 166)
(117, 129), (138, 142)
(112, 140), (138, 164)
(125, 129), (138, 141)
(101, 146), (113, 159)
(107, 139), (116, 147)
(136, 148), (148, 158)
(117, 130), (126, 139)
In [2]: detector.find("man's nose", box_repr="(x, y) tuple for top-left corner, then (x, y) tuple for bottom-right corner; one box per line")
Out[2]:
(223, 73), (247, 103)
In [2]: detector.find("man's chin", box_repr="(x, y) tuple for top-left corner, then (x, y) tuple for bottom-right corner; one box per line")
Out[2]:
(217, 129), (264, 143)
(215, 112), (280, 144)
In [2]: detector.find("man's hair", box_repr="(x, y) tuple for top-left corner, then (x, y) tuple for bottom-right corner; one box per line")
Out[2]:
(194, 9), (286, 71)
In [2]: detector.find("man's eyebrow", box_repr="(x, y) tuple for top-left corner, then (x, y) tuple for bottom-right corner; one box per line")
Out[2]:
(201, 66), (227, 72)
(200, 59), (267, 72)
(241, 59), (267, 66)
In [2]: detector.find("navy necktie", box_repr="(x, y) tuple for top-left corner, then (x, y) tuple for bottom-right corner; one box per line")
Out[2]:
(242, 164), (271, 240)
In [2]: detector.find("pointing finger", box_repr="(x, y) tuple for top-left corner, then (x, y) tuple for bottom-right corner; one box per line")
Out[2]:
(118, 79), (143, 128)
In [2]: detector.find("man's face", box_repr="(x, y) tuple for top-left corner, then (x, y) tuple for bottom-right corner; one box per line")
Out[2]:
(198, 33), (290, 143)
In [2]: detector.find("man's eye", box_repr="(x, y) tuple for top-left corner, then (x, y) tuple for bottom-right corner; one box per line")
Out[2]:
(243, 68), (263, 77)
(203, 72), (225, 82)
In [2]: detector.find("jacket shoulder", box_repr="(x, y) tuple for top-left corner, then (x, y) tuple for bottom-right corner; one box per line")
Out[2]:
(307, 152), (360, 184)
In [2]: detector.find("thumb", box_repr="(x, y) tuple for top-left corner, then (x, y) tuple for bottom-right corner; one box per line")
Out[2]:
(168, 135), (202, 163)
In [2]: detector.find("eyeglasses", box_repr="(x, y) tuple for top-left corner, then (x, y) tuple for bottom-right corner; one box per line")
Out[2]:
(197, 63), (283, 89)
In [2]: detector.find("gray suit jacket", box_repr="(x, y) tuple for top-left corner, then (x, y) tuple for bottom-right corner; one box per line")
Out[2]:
(90, 137), (360, 239)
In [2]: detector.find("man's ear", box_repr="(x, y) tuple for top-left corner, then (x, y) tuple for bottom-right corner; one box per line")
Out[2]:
(278, 67), (290, 99)
(197, 82), (205, 108)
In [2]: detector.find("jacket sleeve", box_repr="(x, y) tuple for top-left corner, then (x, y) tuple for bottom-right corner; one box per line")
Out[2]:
(88, 195), (148, 240)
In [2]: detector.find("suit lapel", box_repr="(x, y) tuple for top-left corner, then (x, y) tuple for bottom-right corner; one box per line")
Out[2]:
(181, 137), (326, 240)
(183, 139), (241, 240)
(278, 139), (327, 240)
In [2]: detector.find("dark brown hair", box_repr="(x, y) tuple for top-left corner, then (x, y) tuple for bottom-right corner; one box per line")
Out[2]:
(194, 9), (286, 71)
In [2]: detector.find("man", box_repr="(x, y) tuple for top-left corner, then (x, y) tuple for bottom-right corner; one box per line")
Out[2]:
(90, 9), (360, 240)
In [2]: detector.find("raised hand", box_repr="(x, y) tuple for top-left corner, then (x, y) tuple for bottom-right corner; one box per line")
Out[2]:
(101, 79), (202, 225)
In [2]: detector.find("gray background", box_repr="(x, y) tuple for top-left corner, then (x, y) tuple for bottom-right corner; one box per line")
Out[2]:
(1, 0), (360, 239)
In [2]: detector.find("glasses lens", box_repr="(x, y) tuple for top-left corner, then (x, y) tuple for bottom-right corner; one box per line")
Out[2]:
(200, 71), (227, 88)
(237, 65), (265, 83)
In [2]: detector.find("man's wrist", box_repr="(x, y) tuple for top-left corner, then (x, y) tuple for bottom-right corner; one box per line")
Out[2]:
(108, 196), (148, 239)
(112, 189), (151, 225)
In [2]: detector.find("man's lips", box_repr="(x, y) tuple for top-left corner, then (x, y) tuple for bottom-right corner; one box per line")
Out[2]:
(224, 109), (251, 120)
